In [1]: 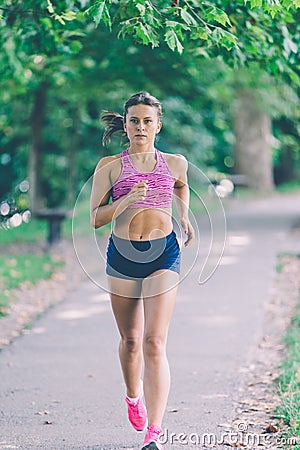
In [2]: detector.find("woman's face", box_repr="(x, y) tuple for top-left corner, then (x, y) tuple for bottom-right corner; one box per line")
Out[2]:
(124, 104), (162, 146)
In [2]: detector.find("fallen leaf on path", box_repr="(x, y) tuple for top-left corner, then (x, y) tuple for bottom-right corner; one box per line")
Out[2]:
(240, 407), (261, 412)
(240, 398), (257, 405)
(0, 338), (10, 347)
(218, 423), (234, 429)
(51, 273), (66, 281)
(264, 423), (279, 433)
(248, 378), (273, 386)
(0, 444), (18, 449)
(223, 441), (245, 447)
(202, 393), (229, 399)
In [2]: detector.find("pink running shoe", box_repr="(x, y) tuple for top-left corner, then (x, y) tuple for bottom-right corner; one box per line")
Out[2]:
(141, 424), (163, 450)
(125, 384), (147, 432)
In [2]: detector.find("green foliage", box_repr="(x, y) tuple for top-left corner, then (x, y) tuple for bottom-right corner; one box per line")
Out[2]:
(159, 96), (217, 166)
(0, 0), (299, 214)
(0, 0), (299, 84)
(83, 0), (299, 82)
(85, 0), (239, 55)
(247, 0), (300, 13)
(165, 25), (184, 53)
(85, 1), (112, 29)
(0, 1), (85, 69)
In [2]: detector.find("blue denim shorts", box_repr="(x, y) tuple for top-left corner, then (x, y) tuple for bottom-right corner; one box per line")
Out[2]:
(106, 230), (181, 280)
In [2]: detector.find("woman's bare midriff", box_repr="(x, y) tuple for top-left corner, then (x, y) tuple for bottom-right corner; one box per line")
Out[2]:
(113, 207), (173, 241)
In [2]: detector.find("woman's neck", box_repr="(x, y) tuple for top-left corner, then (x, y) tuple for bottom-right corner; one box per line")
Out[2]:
(128, 143), (155, 154)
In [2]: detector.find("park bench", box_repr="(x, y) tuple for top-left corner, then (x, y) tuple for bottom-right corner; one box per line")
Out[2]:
(209, 174), (250, 197)
(228, 174), (249, 189)
(34, 209), (73, 245)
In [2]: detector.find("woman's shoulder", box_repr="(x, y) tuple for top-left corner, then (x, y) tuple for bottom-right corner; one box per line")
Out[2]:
(94, 152), (123, 171)
(161, 151), (187, 168)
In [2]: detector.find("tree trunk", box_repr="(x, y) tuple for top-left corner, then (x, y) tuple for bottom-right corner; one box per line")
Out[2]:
(67, 110), (79, 206)
(29, 82), (47, 213)
(234, 91), (274, 190)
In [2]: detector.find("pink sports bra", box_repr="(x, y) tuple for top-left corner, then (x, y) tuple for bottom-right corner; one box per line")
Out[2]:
(111, 149), (175, 208)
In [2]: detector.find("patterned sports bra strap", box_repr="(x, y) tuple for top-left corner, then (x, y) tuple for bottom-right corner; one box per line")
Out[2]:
(121, 149), (130, 169)
(158, 149), (172, 173)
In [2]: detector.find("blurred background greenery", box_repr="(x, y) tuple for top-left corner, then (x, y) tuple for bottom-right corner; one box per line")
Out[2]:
(0, 0), (299, 237)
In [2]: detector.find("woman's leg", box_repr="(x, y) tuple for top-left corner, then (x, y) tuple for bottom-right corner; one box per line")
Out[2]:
(109, 276), (144, 398)
(142, 270), (179, 426)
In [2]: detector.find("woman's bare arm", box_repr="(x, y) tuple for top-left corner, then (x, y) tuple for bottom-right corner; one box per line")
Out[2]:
(90, 157), (148, 229)
(172, 155), (195, 247)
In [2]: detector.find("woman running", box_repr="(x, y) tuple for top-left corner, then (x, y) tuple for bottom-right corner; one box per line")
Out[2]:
(90, 92), (194, 450)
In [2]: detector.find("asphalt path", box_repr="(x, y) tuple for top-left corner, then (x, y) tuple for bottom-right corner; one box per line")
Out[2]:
(0, 192), (300, 450)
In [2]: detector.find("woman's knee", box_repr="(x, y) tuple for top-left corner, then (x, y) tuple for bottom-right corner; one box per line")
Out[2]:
(143, 335), (166, 359)
(121, 335), (142, 354)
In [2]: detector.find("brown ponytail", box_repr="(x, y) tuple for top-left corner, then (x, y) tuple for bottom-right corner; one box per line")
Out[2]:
(100, 92), (162, 146)
(100, 111), (127, 146)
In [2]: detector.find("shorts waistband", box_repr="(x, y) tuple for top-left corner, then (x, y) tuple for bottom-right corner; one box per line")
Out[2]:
(111, 230), (175, 244)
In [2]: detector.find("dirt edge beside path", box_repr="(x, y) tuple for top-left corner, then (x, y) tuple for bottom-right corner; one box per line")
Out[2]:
(220, 254), (300, 449)
(0, 239), (85, 350)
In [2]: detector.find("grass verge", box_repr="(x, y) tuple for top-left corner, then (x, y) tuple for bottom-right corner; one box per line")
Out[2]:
(274, 254), (300, 447)
(0, 253), (64, 317)
(0, 196), (108, 318)
(276, 181), (300, 194)
(0, 218), (47, 245)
